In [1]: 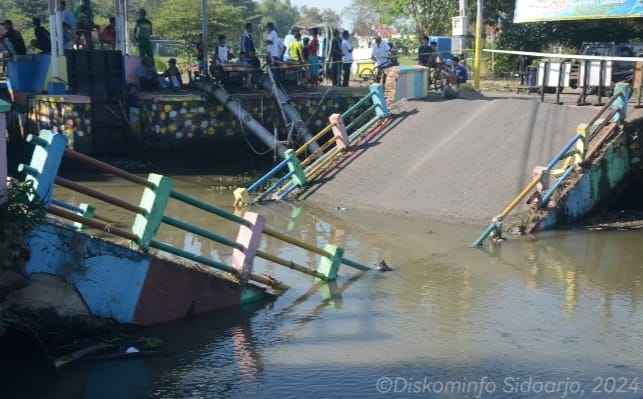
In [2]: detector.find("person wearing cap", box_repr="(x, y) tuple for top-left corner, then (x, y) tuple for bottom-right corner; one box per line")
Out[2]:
(134, 8), (153, 59)
(161, 58), (182, 90)
(0, 20), (27, 56)
(31, 17), (51, 53)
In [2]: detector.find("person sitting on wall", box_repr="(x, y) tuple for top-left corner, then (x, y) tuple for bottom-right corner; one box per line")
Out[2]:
(0, 19), (27, 56)
(160, 58), (182, 90)
(136, 57), (159, 91)
(31, 17), (51, 53)
(449, 56), (468, 88)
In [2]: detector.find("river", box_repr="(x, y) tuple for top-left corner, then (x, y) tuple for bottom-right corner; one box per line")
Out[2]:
(2, 172), (642, 398)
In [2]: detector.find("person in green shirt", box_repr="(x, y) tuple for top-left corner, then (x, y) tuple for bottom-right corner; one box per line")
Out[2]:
(134, 8), (153, 60)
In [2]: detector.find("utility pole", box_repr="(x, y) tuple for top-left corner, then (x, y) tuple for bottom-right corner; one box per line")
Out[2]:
(473, 0), (483, 89)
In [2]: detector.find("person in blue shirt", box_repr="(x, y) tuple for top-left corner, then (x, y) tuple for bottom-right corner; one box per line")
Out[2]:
(450, 56), (468, 87)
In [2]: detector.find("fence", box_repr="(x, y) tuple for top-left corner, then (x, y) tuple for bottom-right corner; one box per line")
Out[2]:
(472, 82), (631, 247)
(19, 131), (377, 292)
(233, 83), (390, 206)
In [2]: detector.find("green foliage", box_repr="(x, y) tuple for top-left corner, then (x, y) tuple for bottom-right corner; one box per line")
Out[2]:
(256, 0), (300, 39)
(373, 0), (456, 37)
(0, 180), (46, 273)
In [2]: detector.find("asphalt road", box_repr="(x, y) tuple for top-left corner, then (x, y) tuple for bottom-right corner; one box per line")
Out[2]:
(300, 90), (602, 224)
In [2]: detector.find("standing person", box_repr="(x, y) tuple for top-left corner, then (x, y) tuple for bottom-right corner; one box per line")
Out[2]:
(514, 54), (529, 85)
(371, 36), (390, 83)
(265, 22), (281, 66)
(0, 20), (27, 56)
(330, 29), (343, 86)
(60, 1), (77, 30)
(214, 34), (232, 64)
(99, 17), (116, 50)
(74, 0), (94, 49)
(134, 8), (153, 60)
(340, 30), (353, 87)
(194, 33), (204, 74)
(240, 22), (255, 55)
(287, 32), (303, 63)
(418, 36), (431, 67)
(308, 28), (320, 88)
(31, 17), (51, 53)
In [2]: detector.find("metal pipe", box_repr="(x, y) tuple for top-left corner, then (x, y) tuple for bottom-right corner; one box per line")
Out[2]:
(247, 157), (290, 193)
(256, 249), (327, 280)
(149, 239), (239, 276)
(64, 149), (156, 188)
(341, 91), (375, 119)
(540, 166), (575, 206)
(162, 215), (243, 250)
(295, 123), (336, 156)
(48, 205), (139, 242)
(56, 176), (147, 215)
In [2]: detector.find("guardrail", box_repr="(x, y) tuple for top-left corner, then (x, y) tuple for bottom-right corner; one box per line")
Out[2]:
(472, 82), (631, 247)
(233, 83), (390, 206)
(19, 131), (378, 292)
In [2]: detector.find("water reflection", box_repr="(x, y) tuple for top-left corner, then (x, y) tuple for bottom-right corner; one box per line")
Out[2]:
(29, 176), (642, 398)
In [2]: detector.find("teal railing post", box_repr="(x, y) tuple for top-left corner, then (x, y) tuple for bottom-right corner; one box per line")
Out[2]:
(74, 203), (96, 230)
(18, 130), (68, 207)
(286, 148), (307, 191)
(232, 211), (266, 284)
(610, 82), (631, 123)
(316, 244), (344, 281)
(132, 173), (173, 247)
(369, 83), (389, 118)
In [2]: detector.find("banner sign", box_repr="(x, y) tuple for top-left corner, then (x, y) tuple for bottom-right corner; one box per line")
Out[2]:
(514, 0), (643, 23)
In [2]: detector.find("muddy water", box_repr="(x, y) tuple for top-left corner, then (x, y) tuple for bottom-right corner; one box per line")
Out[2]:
(4, 174), (643, 399)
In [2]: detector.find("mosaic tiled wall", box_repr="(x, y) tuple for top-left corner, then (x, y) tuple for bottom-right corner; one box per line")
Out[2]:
(136, 91), (368, 147)
(29, 95), (93, 154)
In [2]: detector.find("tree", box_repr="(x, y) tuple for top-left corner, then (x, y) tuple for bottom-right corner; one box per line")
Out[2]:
(256, 0), (299, 38)
(372, 0), (457, 38)
(151, 0), (244, 56)
(346, 0), (381, 36)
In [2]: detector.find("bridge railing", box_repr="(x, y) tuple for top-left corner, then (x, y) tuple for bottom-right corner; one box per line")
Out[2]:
(233, 83), (390, 206)
(472, 82), (631, 247)
(19, 131), (376, 291)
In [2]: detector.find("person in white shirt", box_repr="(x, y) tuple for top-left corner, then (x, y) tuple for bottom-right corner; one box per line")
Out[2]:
(371, 36), (390, 83)
(340, 30), (353, 87)
(265, 22), (281, 66)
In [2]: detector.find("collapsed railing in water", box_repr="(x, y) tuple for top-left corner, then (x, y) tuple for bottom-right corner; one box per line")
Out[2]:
(233, 83), (390, 205)
(472, 82), (632, 247)
(19, 131), (378, 294)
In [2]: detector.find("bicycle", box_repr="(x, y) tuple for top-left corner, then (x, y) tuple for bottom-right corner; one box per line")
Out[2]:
(428, 62), (452, 91)
(357, 58), (396, 87)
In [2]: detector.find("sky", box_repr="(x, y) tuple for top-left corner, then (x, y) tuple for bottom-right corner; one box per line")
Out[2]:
(289, 0), (354, 28)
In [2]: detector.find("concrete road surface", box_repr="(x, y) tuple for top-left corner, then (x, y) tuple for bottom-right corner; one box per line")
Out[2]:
(300, 91), (602, 225)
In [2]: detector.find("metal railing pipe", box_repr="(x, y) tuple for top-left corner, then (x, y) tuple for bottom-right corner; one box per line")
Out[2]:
(63, 149), (155, 189)
(56, 177), (147, 215)
(341, 91), (375, 119)
(48, 205), (139, 242)
(295, 123), (336, 156)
